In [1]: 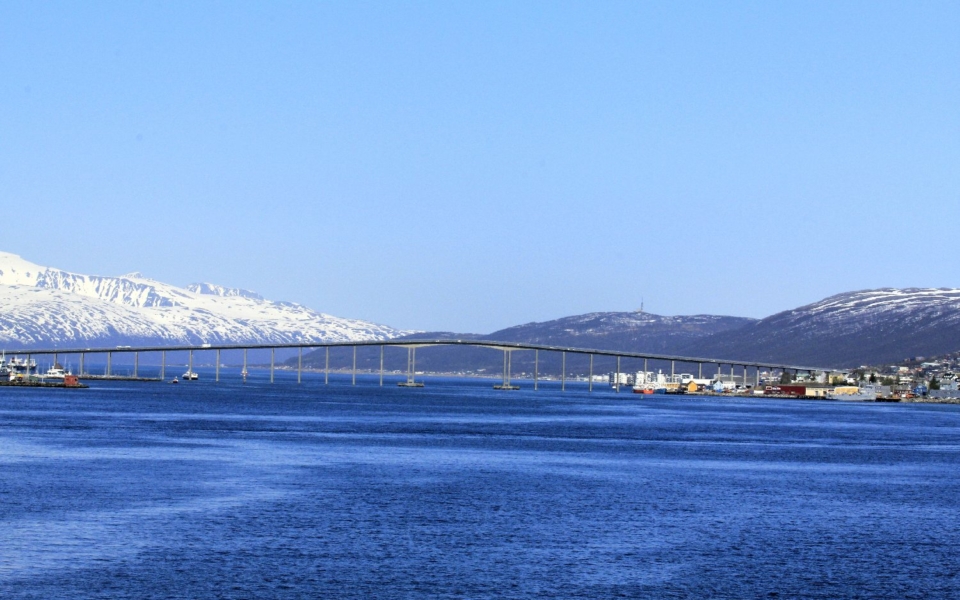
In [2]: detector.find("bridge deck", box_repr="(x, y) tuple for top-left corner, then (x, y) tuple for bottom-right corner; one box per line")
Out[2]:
(2, 339), (837, 373)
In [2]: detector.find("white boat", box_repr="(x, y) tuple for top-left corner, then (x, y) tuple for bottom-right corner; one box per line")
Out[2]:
(42, 364), (69, 379)
(182, 371), (199, 381)
(2, 356), (37, 381)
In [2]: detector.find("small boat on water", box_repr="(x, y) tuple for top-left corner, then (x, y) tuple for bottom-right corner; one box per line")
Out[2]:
(42, 364), (69, 380)
(182, 371), (199, 381)
(170, 377), (179, 384)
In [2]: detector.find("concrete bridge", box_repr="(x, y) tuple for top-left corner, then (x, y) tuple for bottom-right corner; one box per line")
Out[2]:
(3, 339), (841, 391)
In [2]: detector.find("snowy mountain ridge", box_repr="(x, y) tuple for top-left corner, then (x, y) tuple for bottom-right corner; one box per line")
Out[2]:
(680, 287), (960, 366)
(0, 251), (409, 349)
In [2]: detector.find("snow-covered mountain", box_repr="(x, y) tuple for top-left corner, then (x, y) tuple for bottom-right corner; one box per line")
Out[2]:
(296, 291), (960, 373)
(0, 251), (408, 349)
(679, 288), (960, 367)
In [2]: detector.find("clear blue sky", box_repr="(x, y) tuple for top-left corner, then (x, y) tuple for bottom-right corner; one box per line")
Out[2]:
(2, 1), (958, 332)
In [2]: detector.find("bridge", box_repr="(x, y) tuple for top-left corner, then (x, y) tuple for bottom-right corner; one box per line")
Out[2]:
(3, 339), (841, 391)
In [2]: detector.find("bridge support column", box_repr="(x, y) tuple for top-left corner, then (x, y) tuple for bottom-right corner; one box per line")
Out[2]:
(589, 355), (593, 392)
(134, 352), (139, 378)
(270, 348), (274, 384)
(561, 352), (566, 392)
(671, 360), (675, 381)
(744, 365), (748, 389)
(717, 363), (722, 381)
(400, 347), (420, 387)
(730, 365), (734, 386)
(215, 349), (220, 382)
(160, 351), (164, 380)
(80, 352), (85, 377)
(616, 356), (621, 393)
(534, 350), (539, 391)
(698, 363), (702, 379)
(297, 347), (302, 384)
(494, 350), (517, 390)
(107, 352), (112, 377)
(644, 358), (648, 384)
(243, 349), (247, 383)
(379, 346), (384, 386)
(188, 350), (193, 379)
(352, 346), (356, 386)
(325, 347), (329, 385)
(756, 367), (761, 388)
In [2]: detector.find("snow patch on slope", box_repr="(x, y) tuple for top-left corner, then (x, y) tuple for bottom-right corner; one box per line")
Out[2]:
(0, 251), (410, 348)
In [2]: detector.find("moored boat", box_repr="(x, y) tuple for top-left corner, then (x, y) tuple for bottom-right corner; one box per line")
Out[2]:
(42, 364), (69, 379)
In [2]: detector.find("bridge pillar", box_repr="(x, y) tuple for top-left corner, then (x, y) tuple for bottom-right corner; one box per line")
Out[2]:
(589, 355), (593, 393)
(717, 363), (722, 381)
(494, 349), (518, 390)
(730, 364), (734, 385)
(698, 362), (702, 379)
(297, 347), (302, 384)
(399, 347), (420, 387)
(743, 365), (748, 389)
(80, 352), (85, 377)
(325, 347), (329, 385)
(107, 351), (112, 377)
(644, 358), (648, 384)
(534, 350), (539, 391)
(134, 352), (139, 378)
(616, 356), (621, 393)
(380, 346), (384, 386)
(352, 346), (357, 385)
(756, 367), (761, 388)
(243, 349), (247, 384)
(561, 352), (566, 392)
(270, 348), (274, 384)
(189, 350), (193, 379)
(160, 351), (164, 380)
(671, 360), (675, 380)
(215, 349), (220, 383)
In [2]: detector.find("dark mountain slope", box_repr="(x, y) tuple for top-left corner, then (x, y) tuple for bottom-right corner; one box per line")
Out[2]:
(295, 312), (755, 375)
(680, 288), (960, 367)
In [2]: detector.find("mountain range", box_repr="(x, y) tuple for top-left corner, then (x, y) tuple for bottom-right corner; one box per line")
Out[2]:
(0, 251), (405, 349)
(295, 289), (960, 373)
(679, 288), (960, 367)
(2, 251), (959, 369)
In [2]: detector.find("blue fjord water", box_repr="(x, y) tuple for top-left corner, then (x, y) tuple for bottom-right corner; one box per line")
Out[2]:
(1, 370), (959, 599)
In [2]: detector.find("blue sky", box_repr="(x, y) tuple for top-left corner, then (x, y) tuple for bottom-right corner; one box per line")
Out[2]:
(2, 1), (958, 332)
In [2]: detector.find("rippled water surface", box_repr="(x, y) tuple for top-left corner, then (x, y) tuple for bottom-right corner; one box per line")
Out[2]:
(2, 371), (959, 598)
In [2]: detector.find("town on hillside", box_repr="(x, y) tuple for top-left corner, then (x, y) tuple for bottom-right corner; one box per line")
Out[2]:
(600, 351), (960, 402)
